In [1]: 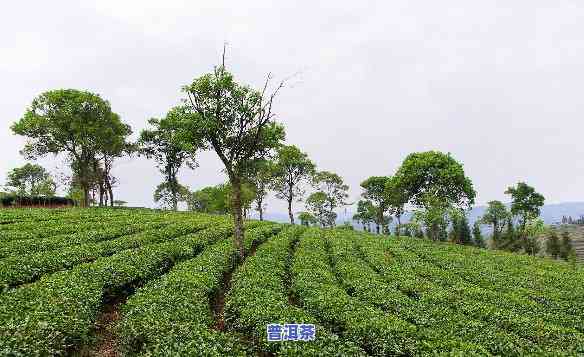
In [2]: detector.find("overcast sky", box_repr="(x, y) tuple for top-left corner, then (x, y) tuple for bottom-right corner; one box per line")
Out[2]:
(1, 1), (583, 214)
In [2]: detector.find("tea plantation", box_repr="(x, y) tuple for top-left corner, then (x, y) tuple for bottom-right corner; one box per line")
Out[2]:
(1, 208), (583, 356)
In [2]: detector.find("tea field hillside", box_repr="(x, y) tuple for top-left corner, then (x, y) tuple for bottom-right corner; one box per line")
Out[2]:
(1, 208), (583, 356)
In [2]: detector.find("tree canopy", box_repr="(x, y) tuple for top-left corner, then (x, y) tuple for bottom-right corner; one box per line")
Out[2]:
(5, 163), (56, 196)
(11, 89), (130, 207)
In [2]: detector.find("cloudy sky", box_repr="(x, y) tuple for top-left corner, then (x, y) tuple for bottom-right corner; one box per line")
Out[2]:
(1, 1), (583, 214)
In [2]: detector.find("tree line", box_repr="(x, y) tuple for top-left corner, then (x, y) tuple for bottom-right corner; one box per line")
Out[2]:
(4, 56), (576, 262)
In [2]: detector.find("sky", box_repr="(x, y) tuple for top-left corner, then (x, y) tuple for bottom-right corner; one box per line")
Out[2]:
(1, 1), (584, 215)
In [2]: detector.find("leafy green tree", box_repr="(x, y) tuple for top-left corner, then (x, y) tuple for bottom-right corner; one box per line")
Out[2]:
(11, 89), (128, 207)
(183, 62), (285, 260)
(311, 171), (349, 227)
(472, 221), (486, 248)
(449, 212), (472, 245)
(306, 191), (337, 227)
(153, 182), (190, 210)
(505, 182), (545, 254)
(546, 230), (561, 259)
(505, 182), (545, 232)
(360, 176), (391, 234)
(139, 107), (198, 211)
(246, 159), (275, 221)
(559, 231), (575, 261)
(187, 183), (255, 216)
(298, 211), (317, 226)
(5, 163), (56, 196)
(394, 151), (476, 209)
(385, 175), (408, 236)
(271, 145), (316, 224)
(353, 200), (376, 232)
(393, 151), (475, 240)
(481, 200), (510, 246)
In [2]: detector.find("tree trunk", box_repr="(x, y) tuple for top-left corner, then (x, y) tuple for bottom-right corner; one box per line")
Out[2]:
(231, 178), (245, 261)
(258, 202), (264, 221)
(288, 197), (295, 225)
(82, 185), (90, 208)
(376, 224), (380, 234)
(396, 215), (402, 237)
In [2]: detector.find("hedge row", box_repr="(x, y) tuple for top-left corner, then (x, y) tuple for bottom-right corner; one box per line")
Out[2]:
(118, 223), (281, 356)
(356, 235), (584, 354)
(0, 210), (152, 241)
(0, 217), (220, 289)
(331, 232), (532, 355)
(0, 220), (243, 355)
(0, 195), (75, 207)
(0, 220), (171, 259)
(291, 229), (417, 356)
(225, 226), (366, 356)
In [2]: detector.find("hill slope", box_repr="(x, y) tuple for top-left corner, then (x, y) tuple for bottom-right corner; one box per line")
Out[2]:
(0, 208), (583, 355)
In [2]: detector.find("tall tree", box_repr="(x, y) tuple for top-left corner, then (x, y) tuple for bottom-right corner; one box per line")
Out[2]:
(481, 200), (510, 246)
(505, 182), (545, 232)
(271, 145), (315, 224)
(559, 231), (575, 261)
(385, 175), (408, 236)
(505, 182), (545, 253)
(298, 211), (317, 227)
(138, 107), (198, 211)
(546, 230), (561, 259)
(306, 191), (336, 227)
(5, 163), (56, 196)
(311, 171), (349, 227)
(11, 89), (127, 207)
(393, 151), (475, 241)
(360, 176), (391, 234)
(96, 112), (133, 206)
(353, 199), (376, 232)
(246, 159), (275, 221)
(183, 60), (285, 260)
(472, 221), (486, 248)
(153, 181), (189, 210)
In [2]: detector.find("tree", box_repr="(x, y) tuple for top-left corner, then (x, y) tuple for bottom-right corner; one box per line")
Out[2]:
(271, 145), (315, 224)
(139, 107), (198, 211)
(481, 201), (510, 246)
(385, 176), (408, 236)
(393, 151), (475, 240)
(183, 58), (285, 260)
(505, 182), (545, 232)
(96, 112), (133, 206)
(394, 151), (476, 209)
(5, 163), (56, 196)
(559, 231), (575, 261)
(246, 159), (275, 221)
(472, 221), (486, 248)
(311, 171), (349, 227)
(298, 212), (317, 226)
(187, 183), (255, 216)
(451, 214), (472, 245)
(11, 89), (128, 207)
(360, 176), (391, 234)
(505, 182), (545, 253)
(546, 230), (561, 259)
(306, 191), (337, 227)
(353, 200), (376, 232)
(153, 182), (189, 210)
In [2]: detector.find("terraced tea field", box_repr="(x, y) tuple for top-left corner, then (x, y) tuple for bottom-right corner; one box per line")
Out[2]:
(1, 208), (583, 356)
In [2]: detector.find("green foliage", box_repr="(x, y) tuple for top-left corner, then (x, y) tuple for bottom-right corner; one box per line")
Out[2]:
(186, 183), (256, 215)
(5, 163), (56, 196)
(183, 64), (286, 259)
(393, 151), (476, 209)
(360, 176), (392, 234)
(353, 199), (375, 232)
(306, 191), (337, 227)
(11, 89), (131, 207)
(472, 221), (486, 248)
(546, 230), (561, 259)
(271, 145), (315, 224)
(505, 182), (545, 230)
(298, 211), (317, 226)
(559, 231), (575, 261)
(481, 200), (510, 243)
(139, 107), (198, 211)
